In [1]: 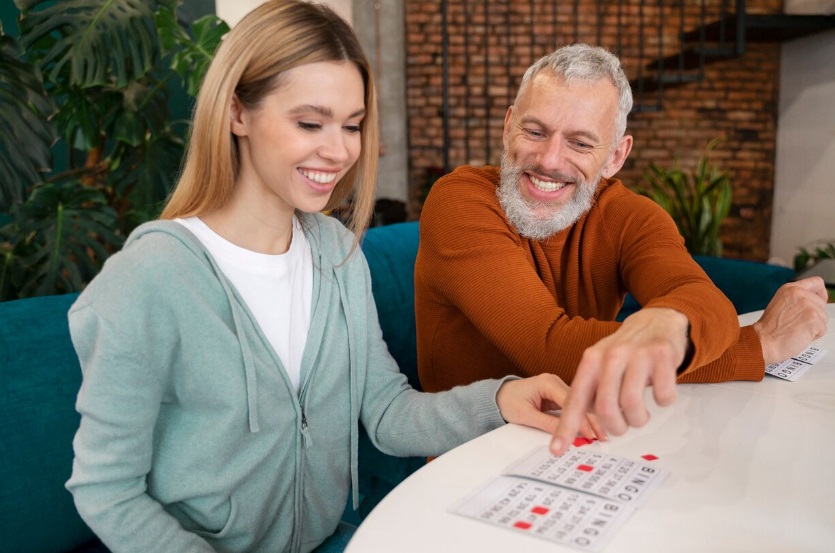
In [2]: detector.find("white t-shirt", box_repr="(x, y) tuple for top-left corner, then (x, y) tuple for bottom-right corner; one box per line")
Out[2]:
(175, 216), (312, 394)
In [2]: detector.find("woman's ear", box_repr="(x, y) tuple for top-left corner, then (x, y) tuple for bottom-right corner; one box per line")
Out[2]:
(230, 95), (248, 137)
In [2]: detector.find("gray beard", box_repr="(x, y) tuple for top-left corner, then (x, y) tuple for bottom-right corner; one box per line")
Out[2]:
(497, 152), (598, 240)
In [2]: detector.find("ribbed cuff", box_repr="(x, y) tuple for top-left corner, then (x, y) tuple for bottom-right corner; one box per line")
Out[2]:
(677, 325), (765, 384)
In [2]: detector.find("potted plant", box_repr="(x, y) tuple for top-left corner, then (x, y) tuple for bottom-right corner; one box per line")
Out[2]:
(794, 239), (835, 273)
(635, 137), (733, 257)
(794, 239), (835, 302)
(0, 0), (227, 300)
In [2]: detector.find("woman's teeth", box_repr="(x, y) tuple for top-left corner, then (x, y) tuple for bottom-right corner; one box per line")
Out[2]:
(300, 169), (336, 184)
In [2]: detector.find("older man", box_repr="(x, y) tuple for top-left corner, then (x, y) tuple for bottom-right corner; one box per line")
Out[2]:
(414, 44), (828, 454)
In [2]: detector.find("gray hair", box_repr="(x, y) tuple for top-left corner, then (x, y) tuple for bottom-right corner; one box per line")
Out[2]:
(514, 44), (633, 141)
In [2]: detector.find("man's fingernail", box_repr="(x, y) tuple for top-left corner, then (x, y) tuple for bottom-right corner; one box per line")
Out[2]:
(551, 439), (562, 454)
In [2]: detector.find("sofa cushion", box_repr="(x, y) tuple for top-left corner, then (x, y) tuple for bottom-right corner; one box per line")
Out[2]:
(0, 292), (101, 553)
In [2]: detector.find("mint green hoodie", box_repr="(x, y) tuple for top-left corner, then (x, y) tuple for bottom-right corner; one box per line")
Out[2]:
(66, 213), (507, 553)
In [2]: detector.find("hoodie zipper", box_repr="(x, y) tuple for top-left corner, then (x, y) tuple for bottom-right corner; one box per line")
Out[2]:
(300, 405), (312, 448)
(297, 249), (322, 452)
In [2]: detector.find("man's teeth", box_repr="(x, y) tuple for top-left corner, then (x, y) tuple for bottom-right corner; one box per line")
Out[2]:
(300, 169), (336, 184)
(529, 175), (566, 192)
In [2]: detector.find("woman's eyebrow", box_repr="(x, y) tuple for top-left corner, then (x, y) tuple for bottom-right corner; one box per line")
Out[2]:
(289, 104), (333, 117)
(288, 105), (366, 118)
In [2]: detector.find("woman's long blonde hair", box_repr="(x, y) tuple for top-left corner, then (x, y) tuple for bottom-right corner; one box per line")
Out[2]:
(160, 0), (379, 241)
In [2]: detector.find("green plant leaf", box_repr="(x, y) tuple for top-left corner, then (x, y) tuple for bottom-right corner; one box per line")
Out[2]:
(795, 239), (835, 271)
(0, 32), (57, 210)
(110, 77), (171, 146)
(2, 0), (226, 300)
(637, 138), (731, 257)
(53, 85), (115, 151)
(18, 0), (159, 89)
(109, 127), (185, 232)
(0, 179), (120, 299)
(157, 7), (228, 96)
(794, 248), (812, 272)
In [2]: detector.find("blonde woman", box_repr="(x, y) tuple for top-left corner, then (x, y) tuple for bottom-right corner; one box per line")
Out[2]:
(65, 2), (600, 552)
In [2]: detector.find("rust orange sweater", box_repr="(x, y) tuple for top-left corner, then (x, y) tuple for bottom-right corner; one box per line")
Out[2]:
(415, 165), (765, 392)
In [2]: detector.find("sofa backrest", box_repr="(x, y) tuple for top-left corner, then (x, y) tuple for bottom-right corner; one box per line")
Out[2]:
(361, 221), (422, 391)
(0, 292), (100, 553)
(617, 255), (796, 321)
(692, 254), (796, 314)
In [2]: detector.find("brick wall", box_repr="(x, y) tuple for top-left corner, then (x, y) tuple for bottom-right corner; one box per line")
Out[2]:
(404, 0), (783, 261)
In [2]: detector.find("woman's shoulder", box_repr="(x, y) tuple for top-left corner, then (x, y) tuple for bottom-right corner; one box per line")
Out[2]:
(105, 222), (204, 277)
(77, 221), (215, 311)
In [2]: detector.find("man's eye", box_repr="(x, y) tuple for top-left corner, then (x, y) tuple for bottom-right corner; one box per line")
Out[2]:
(298, 122), (321, 131)
(523, 129), (544, 138)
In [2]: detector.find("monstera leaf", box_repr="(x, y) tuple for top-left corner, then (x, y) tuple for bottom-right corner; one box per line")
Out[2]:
(1, 0), (227, 300)
(0, 180), (120, 299)
(109, 126), (186, 230)
(16, 0), (159, 88)
(0, 30), (57, 211)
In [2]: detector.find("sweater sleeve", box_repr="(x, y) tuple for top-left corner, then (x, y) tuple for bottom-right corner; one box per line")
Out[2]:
(66, 299), (216, 553)
(598, 183), (746, 379)
(679, 326), (766, 383)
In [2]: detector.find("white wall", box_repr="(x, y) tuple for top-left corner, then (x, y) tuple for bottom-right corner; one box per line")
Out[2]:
(216, 0), (352, 27)
(771, 28), (835, 267)
(352, 0), (408, 203)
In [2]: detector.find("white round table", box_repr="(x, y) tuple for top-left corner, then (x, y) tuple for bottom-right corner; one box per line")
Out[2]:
(346, 305), (835, 553)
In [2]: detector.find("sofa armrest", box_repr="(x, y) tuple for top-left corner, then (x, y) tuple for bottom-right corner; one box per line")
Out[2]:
(0, 293), (105, 552)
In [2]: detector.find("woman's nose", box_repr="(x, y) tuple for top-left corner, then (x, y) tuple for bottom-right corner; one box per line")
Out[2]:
(318, 130), (351, 163)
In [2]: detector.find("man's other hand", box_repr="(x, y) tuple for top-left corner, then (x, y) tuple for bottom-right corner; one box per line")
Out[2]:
(753, 276), (828, 365)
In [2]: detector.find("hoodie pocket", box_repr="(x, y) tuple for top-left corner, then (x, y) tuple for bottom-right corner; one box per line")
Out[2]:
(172, 494), (239, 539)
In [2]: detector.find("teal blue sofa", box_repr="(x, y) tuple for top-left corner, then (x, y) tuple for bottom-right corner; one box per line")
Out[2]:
(0, 220), (795, 552)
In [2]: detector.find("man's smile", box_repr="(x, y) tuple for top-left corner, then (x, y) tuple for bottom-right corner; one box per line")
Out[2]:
(528, 173), (571, 192)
